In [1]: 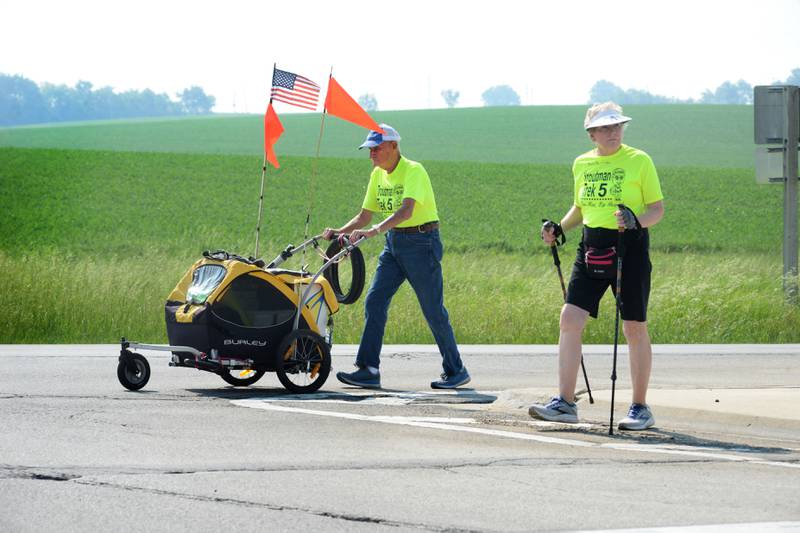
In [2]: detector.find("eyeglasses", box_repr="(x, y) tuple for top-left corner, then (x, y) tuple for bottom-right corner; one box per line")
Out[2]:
(591, 123), (624, 133)
(369, 142), (394, 153)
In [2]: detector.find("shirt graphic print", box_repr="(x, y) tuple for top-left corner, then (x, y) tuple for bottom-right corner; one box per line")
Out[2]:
(375, 184), (404, 215)
(578, 167), (625, 209)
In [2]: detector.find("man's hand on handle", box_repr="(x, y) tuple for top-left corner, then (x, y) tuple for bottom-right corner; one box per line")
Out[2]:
(321, 227), (338, 241)
(322, 226), (379, 244)
(349, 225), (380, 242)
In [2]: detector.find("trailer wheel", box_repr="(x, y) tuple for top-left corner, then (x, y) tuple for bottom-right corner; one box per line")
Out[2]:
(323, 239), (366, 305)
(220, 368), (265, 387)
(117, 352), (150, 391)
(276, 329), (331, 393)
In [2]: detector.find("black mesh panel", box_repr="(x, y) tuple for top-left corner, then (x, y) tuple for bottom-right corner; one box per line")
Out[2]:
(213, 274), (296, 327)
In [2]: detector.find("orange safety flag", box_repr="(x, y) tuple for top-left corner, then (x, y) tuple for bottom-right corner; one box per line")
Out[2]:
(264, 102), (284, 168)
(324, 76), (384, 133)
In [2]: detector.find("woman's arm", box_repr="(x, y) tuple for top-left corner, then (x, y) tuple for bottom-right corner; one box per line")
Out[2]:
(637, 200), (664, 228)
(560, 205), (584, 233)
(542, 205), (583, 244)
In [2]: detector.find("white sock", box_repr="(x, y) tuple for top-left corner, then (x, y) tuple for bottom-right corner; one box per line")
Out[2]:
(367, 366), (379, 375)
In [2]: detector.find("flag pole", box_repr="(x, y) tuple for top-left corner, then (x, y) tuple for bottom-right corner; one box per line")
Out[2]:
(254, 63), (277, 259)
(301, 66), (333, 269)
(254, 152), (268, 259)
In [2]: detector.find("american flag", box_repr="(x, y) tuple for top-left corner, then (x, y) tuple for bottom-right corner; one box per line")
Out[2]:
(271, 68), (320, 111)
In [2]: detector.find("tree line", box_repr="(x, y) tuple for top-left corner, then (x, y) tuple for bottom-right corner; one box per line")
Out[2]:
(465, 68), (800, 108)
(590, 68), (800, 105)
(0, 73), (216, 127)
(5, 68), (799, 126)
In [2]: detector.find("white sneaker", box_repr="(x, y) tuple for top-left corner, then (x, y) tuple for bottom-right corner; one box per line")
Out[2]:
(618, 403), (655, 430)
(528, 396), (578, 423)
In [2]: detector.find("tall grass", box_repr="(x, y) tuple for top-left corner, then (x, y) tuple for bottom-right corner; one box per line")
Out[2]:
(1, 250), (796, 344)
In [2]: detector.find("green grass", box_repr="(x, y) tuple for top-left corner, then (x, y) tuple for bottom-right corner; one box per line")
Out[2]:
(0, 105), (788, 343)
(1, 250), (795, 344)
(0, 147), (784, 256)
(1, 145), (796, 344)
(0, 105), (756, 167)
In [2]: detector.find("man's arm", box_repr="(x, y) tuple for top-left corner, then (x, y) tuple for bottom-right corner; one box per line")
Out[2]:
(322, 209), (374, 240)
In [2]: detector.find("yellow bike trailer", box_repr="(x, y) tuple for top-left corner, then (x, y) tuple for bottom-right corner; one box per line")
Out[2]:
(117, 236), (365, 394)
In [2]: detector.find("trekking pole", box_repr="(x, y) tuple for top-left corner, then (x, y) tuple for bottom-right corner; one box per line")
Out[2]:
(609, 224), (624, 436)
(543, 220), (593, 404)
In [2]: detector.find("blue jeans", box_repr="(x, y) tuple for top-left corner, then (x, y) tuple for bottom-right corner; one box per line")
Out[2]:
(356, 230), (466, 376)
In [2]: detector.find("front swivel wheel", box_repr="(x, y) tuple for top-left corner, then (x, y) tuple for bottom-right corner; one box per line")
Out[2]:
(117, 352), (150, 391)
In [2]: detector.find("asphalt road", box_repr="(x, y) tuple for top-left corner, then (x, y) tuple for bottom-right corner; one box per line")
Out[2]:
(1, 344), (799, 532)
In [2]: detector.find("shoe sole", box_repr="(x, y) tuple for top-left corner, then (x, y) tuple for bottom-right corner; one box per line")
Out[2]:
(528, 406), (578, 423)
(430, 376), (471, 389)
(336, 374), (381, 389)
(618, 418), (655, 431)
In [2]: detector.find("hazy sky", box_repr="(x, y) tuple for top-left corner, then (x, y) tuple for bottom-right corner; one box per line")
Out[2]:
(3, 0), (799, 113)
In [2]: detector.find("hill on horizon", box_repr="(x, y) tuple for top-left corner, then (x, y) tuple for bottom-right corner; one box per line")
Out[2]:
(0, 104), (755, 168)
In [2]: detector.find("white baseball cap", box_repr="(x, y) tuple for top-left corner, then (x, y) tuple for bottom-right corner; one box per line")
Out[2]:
(358, 124), (401, 149)
(584, 109), (632, 130)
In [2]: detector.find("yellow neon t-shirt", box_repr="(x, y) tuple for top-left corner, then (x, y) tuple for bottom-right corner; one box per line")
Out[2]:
(572, 144), (663, 229)
(362, 156), (439, 227)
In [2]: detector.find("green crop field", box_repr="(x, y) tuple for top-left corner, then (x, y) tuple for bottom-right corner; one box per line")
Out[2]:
(0, 105), (796, 345)
(1, 104), (755, 167)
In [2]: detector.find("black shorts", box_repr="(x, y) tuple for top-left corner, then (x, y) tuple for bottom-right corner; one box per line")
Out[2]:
(565, 227), (652, 322)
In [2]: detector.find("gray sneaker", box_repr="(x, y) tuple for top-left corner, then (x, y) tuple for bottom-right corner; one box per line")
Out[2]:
(618, 403), (655, 430)
(431, 369), (471, 389)
(528, 396), (578, 423)
(336, 367), (381, 389)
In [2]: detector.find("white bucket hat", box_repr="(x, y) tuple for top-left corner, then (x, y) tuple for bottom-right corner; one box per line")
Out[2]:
(584, 109), (632, 130)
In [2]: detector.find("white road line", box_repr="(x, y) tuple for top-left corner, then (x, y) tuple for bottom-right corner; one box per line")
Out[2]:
(585, 521), (800, 532)
(233, 401), (595, 448)
(249, 391), (598, 429)
(256, 390), (493, 404)
(232, 400), (800, 470)
(524, 419), (596, 430)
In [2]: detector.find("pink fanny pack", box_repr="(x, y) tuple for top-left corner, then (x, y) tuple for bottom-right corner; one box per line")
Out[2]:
(584, 247), (617, 279)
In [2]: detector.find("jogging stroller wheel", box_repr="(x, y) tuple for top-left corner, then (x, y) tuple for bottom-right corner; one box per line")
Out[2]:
(117, 352), (150, 391)
(219, 368), (266, 387)
(275, 329), (331, 393)
(323, 239), (366, 305)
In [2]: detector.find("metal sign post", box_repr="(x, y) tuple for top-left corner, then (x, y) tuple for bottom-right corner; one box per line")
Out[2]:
(754, 85), (800, 305)
(784, 87), (800, 303)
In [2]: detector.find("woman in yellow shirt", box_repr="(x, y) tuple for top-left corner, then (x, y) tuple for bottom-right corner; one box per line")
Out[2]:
(529, 102), (665, 431)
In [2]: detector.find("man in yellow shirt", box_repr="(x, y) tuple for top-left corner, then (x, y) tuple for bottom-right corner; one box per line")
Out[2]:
(323, 124), (469, 390)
